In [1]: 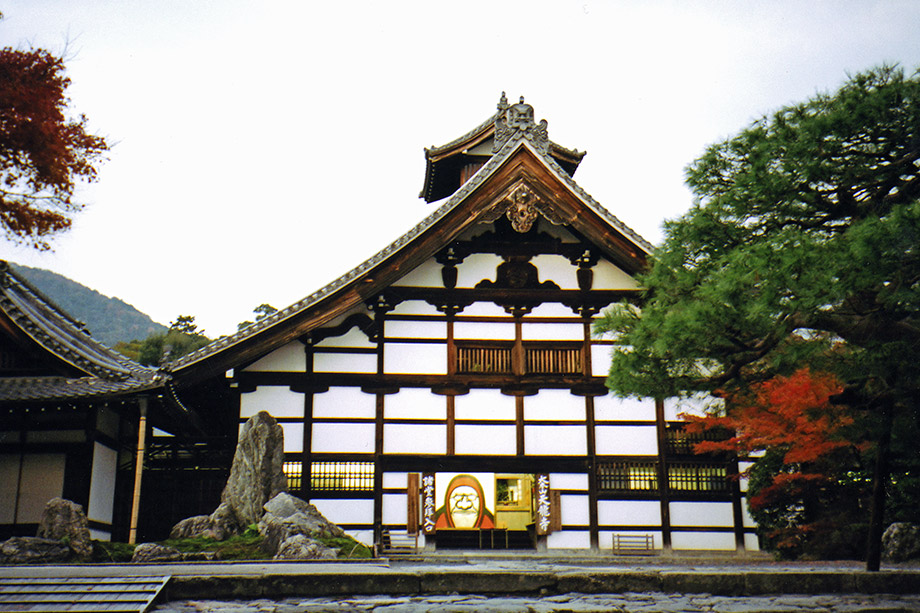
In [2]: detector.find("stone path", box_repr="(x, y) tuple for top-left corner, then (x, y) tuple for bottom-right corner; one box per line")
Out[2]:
(154, 592), (920, 612)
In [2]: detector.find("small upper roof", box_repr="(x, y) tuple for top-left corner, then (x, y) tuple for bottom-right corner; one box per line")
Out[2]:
(421, 93), (586, 203)
(166, 94), (654, 385)
(0, 261), (162, 403)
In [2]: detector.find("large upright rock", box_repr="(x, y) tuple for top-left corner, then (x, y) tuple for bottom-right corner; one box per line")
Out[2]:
(882, 522), (920, 562)
(36, 497), (93, 560)
(219, 411), (286, 528)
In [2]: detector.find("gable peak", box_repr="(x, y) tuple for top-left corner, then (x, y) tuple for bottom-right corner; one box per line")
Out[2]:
(494, 92), (549, 154)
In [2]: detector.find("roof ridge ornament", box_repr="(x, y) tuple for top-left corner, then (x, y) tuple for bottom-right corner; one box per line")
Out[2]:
(493, 93), (549, 154)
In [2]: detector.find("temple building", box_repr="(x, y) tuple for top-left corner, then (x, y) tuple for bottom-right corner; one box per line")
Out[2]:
(162, 94), (759, 552)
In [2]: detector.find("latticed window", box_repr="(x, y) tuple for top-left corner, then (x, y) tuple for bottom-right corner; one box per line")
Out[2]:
(283, 461), (302, 490)
(310, 461), (375, 492)
(666, 425), (731, 455)
(597, 461), (659, 493)
(525, 345), (582, 374)
(667, 463), (729, 492)
(456, 343), (513, 374)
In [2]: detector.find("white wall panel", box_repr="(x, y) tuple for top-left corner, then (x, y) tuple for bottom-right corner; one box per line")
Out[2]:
(744, 533), (760, 551)
(244, 342), (306, 372)
(742, 499), (757, 528)
(455, 389), (516, 420)
(382, 493), (409, 525)
(597, 500), (662, 526)
(593, 260), (639, 290)
(17, 454), (65, 522)
(455, 425), (516, 455)
(664, 394), (721, 421)
(390, 300), (442, 316)
(546, 530), (591, 549)
(531, 254), (578, 289)
(670, 502), (735, 527)
(88, 442), (117, 524)
(385, 388), (445, 419)
(311, 423), (375, 453)
(560, 494), (590, 525)
(393, 258), (443, 287)
(456, 254), (503, 288)
(384, 343), (447, 375)
(385, 320), (447, 339)
(347, 530), (374, 546)
(315, 326), (376, 349)
(280, 423), (303, 453)
(550, 473), (589, 491)
(527, 303), (578, 317)
(594, 394), (655, 422)
(89, 528), (111, 541)
(384, 424), (446, 454)
(525, 425), (586, 456)
(457, 302), (509, 317)
(590, 344), (613, 377)
(670, 532), (736, 551)
(313, 352), (378, 374)
(453, 321), (516, 340)
(313, 387), (376, 419)
(595, 425), (658, 456)
(311, 498), (374, 525)
(382, 472), (408, 490)
(240, 386), (305, 419)
(524, 390), (585, 421)
(521, 322), (584, 340)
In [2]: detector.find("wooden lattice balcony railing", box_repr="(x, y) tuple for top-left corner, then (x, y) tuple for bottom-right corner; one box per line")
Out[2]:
(456, 343), (513, 374)
(597, 461), (659, 493)
(525, 345), (582, 374)
(454, 341), (583, 375)
(309, 461), (375, 492)
(667, 462), (729, 493)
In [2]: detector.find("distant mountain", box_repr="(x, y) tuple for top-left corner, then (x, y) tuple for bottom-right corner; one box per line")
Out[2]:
(9, 263), (167, 347)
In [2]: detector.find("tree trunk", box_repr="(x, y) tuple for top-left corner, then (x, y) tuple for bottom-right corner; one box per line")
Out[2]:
(865, 407), (892, 572)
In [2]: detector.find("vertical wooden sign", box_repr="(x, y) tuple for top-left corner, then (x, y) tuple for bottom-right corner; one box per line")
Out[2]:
(421, 472), (436, 534)
(535, 473), (551, 535)
(407, 473), (420, 535)
(550, 489), (562, 533)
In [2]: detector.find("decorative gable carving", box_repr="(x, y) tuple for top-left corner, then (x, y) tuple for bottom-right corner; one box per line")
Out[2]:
(480, 179), (567, 233)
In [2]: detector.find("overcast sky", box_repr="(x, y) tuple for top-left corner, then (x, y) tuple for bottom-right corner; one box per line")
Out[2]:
(2, 1), (920, 338)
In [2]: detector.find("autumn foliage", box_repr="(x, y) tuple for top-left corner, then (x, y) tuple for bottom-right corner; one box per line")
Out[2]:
(683, 369), (869, 557)
(0, 46), (109, 249)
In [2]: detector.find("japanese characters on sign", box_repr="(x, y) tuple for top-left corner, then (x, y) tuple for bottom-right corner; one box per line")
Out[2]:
(422, 472), (436, 534)
(535, 473), (551, 535)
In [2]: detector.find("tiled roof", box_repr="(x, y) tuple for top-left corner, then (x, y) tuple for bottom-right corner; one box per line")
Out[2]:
(0, 262), (162, 403)
(168, 121), (653, 372)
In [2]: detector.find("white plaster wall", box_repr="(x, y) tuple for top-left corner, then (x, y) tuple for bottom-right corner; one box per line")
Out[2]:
(593, 260), (640, 290)
(521, 322), (584, 340)
(560, 494), (591, 526)
(550, 473), (589, 491)
(384, 424), (446, 454)
(670, 502), (735, 527)
(744, 533), (761, 551)
(453, 321), (516, 340)
(382, 493), (409, 525)
(455, 389), (516, 420)
(385, 320), (447, 340)
(671, 532), (736, 551)
(240, 386), (305, 419)
(89, 528), (111, 541)
(393, 258), (443, 287)
(594, 394), (656, 422)
(88, 442), (117, 524)
(315, 326), (376, 349)
(597, 500), (662, 526)
(279, 423), (303, 453)
(600, 531), (663, 550)
(382, 472), (408, 490)
(456, 253), (503, 288)
(595, 425), (658, 456)
(742, 499), (757, 528)
(524, 425), (586, 456)
(454, 425), (516, 455)
(244, 342), (306, 372)
(738, 461), (754, 493)
(546, 530), (591, 549)
(531, 254), (578, 289)
(347, 529), (374, 546)
(590, 344), (613, 377)
(17, 454), (65, 522)
(390, 300), (442, 316)
(313, 387), (376, 419)
(664, 394), (721, 421)
(527, 303), (579, 317)
(385, 388), (446, 419)
(383, 343), (447, 375)
(311, 423), (375, 453)
(312, 352), (378, 374)
(456, 302), (508, 317)
(524, 390), (585, 421)
(311, 498), (374, 525)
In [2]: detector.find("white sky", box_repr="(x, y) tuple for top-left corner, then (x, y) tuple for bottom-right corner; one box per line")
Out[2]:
(2, 1), (920, 338)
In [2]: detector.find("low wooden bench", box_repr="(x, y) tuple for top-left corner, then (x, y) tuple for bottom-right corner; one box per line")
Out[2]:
(376, 529), (419, 556)
(612, 533), (655, 555)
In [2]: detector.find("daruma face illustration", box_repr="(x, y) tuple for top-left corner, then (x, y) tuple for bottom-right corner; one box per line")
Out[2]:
(444, 475), (484, 528)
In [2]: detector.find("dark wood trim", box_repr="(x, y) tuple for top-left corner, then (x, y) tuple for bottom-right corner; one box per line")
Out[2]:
(446, 395), (455, 456)
(585, 392), (600, 551)
(655, 398), (672, 550)
(515, 396), (524, 456)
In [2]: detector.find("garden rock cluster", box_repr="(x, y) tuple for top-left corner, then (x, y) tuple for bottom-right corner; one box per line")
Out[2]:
(148, 411), (344, 561)
(0, 497), (92, 564)
(882, 522), (920, 562)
